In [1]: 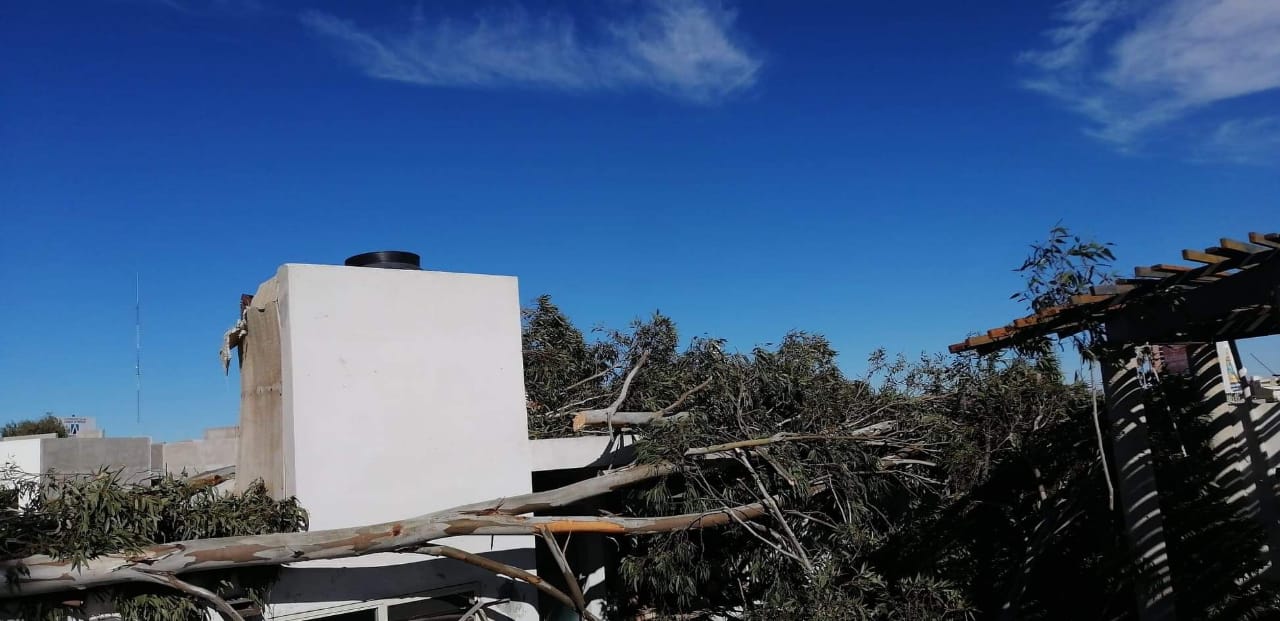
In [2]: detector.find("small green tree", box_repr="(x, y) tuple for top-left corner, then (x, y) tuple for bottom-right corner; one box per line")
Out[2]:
(1, 414), (68, 438)
(1011, 224), (1116, 359)
(0, 468), (307, 620)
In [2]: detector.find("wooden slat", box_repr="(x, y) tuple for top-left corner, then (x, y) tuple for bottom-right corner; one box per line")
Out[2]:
(1091, 284), (1138, 295)
(1136, 264), (1191, 277)
(1136, 264), (1224, 280)
(987, 327), (1011, 338)
(965, 335), (994, 349)
(1011, 306), (1066, 328)
(1183, 249), (1228, 264)
(1220, 238), (1269, 254)
(1206, 246), (1253, 260)
(1069, 294), (1113, 305)
(1161, 240), (1272, 286)
(1136, 266), (1180, 279)
(1249, 232), (1280, 250)
(1116, 277), (1164, 286)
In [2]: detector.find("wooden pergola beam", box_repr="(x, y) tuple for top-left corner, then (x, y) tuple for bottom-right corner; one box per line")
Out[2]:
(1069, 294), (1113, 305)
(950, 231), (1279, 354)
(1250, 232), (1280, 250)
(1183, 249), (1228, 265)
(1135, 265), (1223, 282)
(1220, 238), (1270, 254)
(1106, 256), (1280, 344)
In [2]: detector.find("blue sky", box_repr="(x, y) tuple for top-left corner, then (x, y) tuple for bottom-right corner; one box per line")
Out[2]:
(1, 0), (1278, 442)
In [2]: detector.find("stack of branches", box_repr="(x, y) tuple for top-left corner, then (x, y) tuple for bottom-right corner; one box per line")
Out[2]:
(527, 298), (962, 619)
(0, 413), (935, 621)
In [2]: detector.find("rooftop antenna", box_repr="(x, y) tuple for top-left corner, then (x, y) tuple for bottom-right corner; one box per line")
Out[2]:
(135, 272), (142, 424)
(1251, 352), (1277, 377)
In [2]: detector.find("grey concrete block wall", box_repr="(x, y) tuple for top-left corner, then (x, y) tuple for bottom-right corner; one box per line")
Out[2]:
(204, 426), (239, 441)
(40, 437), (152, 483)
(152, 428), (239, 477)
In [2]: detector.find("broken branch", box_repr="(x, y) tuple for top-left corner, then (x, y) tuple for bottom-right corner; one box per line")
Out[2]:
(539, 530), (589, 618)
(413, 544), (603, 621)
(0, 479), (765, 599)
(131, 571), (245, 621)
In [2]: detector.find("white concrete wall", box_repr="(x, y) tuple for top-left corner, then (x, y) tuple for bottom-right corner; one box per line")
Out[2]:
(0, 437), (44, 474)
(270, 263), (536, 619)
(531, 435), (637, 472)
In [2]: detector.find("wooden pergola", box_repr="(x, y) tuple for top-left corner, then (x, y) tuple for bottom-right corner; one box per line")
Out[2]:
(950, 232), (1280, 355)
(948, 231), (1280, 621)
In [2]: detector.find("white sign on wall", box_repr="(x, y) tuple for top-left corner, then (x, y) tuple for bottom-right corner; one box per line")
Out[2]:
(58, 416), (97, 437)
(1217, 342), (1242, 396)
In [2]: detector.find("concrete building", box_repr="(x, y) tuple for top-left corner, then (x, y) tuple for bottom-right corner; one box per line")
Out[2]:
(57, 416), (104, 438)
(152, 426), (239, 477)
(0, 255), (630, 620)
(0, 434), (152, 483)
(232, 256), (625, 620)
(1, 427), (239, 482)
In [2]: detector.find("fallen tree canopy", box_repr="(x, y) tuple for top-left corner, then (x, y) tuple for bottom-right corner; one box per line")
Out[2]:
(0, 418), (924, 621)
(2, 301), (947, 621)
(7, 227), (1280, 620)
(0, 292), (1130, 621)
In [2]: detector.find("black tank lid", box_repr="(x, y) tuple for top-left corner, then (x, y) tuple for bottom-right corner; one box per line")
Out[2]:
(344, 251), (421, 270)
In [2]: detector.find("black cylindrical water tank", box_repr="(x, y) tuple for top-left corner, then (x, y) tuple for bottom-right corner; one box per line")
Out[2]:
(344, 251), (422, 270)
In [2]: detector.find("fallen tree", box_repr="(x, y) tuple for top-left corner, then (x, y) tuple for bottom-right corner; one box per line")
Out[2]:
(0, 419), (919, 621)
(0, 292), (1080, 621)
(12, 227), (1280, 621)
(0, 258), (1082, 620)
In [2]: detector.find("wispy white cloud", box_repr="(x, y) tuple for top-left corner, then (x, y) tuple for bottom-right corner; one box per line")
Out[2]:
(1201, 116), (1280, 164)
(301, 1), (762, 104)
(1020, 0), (1280, 160)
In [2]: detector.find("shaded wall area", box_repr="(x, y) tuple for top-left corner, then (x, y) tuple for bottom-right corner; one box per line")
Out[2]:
(40, 437), (151, 483)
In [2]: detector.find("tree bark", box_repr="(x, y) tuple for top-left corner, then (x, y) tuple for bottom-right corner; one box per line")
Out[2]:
(0, 462), (760, 599)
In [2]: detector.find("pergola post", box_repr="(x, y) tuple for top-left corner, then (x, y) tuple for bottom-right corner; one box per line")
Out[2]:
(1188, 344), (1250, 491)
(1191, 343), (1280, 580)
(1101, 346), (1177, 621)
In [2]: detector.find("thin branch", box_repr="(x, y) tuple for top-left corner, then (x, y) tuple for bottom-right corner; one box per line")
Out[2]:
(684, 422), (896, 457)
(569, 350), (649, 432)
(685, 462), (806, 566)
(655, 377), (712, 417)
(785, 510), (840, 531)
(452, 598), (507, 621)
(413, 544), (603, 621)
(562, 367), (616, 393)
(455, 462), (679, 515)
(132, 571), (245, 621)
(758, 449), (798, 488)
(877, 457), (937, 468)
(608, 350), (650, 416)
(735, 449), (814, 574)
(723, 501), (807, 565)
(547, 393), (610, 416)
(539, 529), (589, 618)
